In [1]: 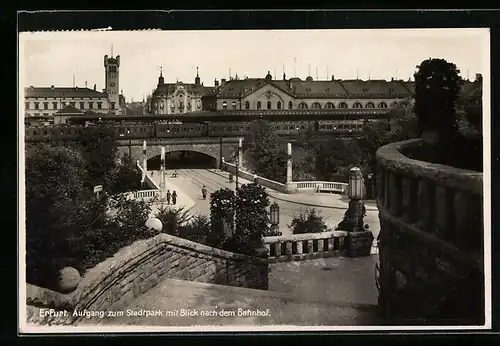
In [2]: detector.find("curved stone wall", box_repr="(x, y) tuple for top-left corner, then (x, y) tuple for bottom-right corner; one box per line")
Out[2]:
(26, 233), (269, 326)
(376, 138), (484, 325)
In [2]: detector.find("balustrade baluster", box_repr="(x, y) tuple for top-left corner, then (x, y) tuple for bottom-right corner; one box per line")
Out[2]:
(274, 243), (281, 257)
(296, 241), (303, 254)
(317, 239), (324, 252)
(285, 242), (293, 255)
(435, 186), (453, 240)
(417, 180), (434, 231)
(388, 172), (402, 216)
(401, 177), (418, 223)
(307, 240), (313, 254)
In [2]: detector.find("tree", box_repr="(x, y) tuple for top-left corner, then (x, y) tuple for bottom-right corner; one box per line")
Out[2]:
(209, 188), (236, 248)
(244, 120), (286, 182)
(155, 205), (192, 236)
(231, 183), (270, 255)
(25, 145), (89, 287)
(76, 125), (119, 191)
(107, 160), (142, 195)
(414, 58), (463, 138)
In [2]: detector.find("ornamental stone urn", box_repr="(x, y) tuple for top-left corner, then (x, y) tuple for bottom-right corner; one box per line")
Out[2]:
(57, 267), (81, 293)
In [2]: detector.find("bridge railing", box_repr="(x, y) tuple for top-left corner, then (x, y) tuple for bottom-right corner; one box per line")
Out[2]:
(263, 230), (348, 263)
(291, 181), (348, 194)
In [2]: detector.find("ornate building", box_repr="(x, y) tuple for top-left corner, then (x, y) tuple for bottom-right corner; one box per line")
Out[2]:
(207, 71), (481, 112)
(147, 68), (214, 115)
(24, 52), (126, 125)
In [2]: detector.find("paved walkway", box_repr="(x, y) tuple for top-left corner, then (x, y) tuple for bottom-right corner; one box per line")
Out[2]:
(146, 171), (195, 215)
(98, 278), (378, 326)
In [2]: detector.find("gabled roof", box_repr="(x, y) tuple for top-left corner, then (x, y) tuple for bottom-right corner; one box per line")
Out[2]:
(25, 86), (108, 98)
(152, 82), (214, 97)
(55, 105), (84, 115)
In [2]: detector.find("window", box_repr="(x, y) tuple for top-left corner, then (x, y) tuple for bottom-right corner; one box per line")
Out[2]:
(111, 102), (115, 109)
(353, 102), (363, 109)
(232, 101), (237, 110)
(325, 102), (335, 109)
(277, 101), (282, 110)
(267, 101), (272, 110)
(70, 102), (76, 107)
(89, 102), (94, 109)
(34, 102), (39, 110)
(338, 102), (348, 109)
(257, 101), (261, 109)
(312, 102), (321, 109)
(366, 102), (375, 109)
(43, 102), (49, 110)
(80, 102), (85, 109)
(53, 102), (58, 109)
(378, 102), (387, 108)
(222, 101), (227, 110)
(288, 101), (293, 109)
(25, 102), (29, 110)
(299, 102), (308, 109)
(61, 102), (66, 107)
(97, 102), (102, 109)
(245, 101), (250, 109)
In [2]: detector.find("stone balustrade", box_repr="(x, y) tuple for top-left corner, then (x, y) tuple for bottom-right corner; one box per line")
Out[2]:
(376, 138), (484, 325)
(263, 230), (348, 263)
(292, 181), (348, 194)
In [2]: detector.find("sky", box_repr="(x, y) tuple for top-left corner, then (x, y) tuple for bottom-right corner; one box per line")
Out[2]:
(20, 29), (489, 102)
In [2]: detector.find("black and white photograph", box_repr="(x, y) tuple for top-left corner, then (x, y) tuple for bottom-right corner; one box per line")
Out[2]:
(18, 27), (490, 332)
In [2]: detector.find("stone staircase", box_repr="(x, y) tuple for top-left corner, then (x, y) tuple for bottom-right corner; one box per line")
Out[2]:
(96, 278), (379, 327)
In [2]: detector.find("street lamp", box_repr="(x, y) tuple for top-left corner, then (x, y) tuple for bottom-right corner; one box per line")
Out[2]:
(269, 202), (280, 235)
(347, 167), (365, 232)
(127, 130), (131, 158)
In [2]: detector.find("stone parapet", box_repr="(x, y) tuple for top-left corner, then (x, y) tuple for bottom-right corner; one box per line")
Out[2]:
(375, 138), (484, 325)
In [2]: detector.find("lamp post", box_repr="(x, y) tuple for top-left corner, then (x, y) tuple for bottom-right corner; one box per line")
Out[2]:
(269, 202), (280, 236)
(127, 130), (131, 158)
(347, 166), (365, 232)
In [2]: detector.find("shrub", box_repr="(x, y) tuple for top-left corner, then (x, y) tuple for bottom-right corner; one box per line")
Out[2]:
(178, 214), (211, 244)
(289, 208), (328, 235)
(209, 188), (235, 248)
(155, 205), (192, 236)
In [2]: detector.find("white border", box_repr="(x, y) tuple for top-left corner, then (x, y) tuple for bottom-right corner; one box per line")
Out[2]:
(18, 28), (492, 334)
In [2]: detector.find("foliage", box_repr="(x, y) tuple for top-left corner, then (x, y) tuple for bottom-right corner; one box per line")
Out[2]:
(76, 125), (119, 191)
(289, 208), (328, 235)
(25, 145), (90, 287)
(229, 183), (270, 255)
(208, 188), (236, 248)
(291, 146), (317, 181)
(155, 205), (192, 236)
(414, 58), (463, 137)
(107, 159), (142, 195)
(244, 120), (286, 182)
(177, 214), (211, 244)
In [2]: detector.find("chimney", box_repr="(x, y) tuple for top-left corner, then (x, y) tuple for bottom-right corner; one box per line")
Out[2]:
(391, 77), (394, 81)
(283, 72), (286, 80)
(475, 73), (482, 82)
(85, 81), (87, 88)
(214, 79), (219, 87)
(331, 75), (335, 81)
(51, 85), (54, 89)
(94, 84), (96, 91)
(221, 78), (227, 84)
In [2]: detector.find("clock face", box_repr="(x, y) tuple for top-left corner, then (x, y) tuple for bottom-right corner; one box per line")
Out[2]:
(110, 82), (115, 87)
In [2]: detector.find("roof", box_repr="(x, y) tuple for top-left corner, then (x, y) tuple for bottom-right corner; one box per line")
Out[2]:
(339, 79), (411, 98)
(152, 82), (214, 97)
(25, 86), (108, 99)
(54, 105), (84, 115)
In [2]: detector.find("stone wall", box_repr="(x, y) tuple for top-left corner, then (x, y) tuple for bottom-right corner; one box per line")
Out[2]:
(25, 233), (269, 326)
(376, 139), (484, 325)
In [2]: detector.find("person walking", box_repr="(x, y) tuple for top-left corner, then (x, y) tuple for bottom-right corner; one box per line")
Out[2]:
(166, 190), (171, 205)
(201, 185), (207, 200)
(172, 190), (177, 205)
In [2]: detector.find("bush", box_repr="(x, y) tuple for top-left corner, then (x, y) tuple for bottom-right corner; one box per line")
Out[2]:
(208, 188), (235, 248)
(155, 205), (192, 236)
(178, 214), (211, 244)
(289, 208), (328, 235)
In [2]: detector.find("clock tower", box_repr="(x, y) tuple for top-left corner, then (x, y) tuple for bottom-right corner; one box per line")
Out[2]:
(104, 53), (120, 112)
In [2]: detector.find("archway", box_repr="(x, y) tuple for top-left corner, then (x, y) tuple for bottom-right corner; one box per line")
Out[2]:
(147, 150), (218, 170)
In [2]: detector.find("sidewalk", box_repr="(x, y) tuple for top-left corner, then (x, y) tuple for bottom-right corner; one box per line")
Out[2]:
(207, 169), (378, 212)
(147, 171), (196, 215)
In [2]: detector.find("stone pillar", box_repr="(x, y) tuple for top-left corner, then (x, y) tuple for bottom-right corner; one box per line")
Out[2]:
(238, 138), (243, 169)
(142, 140), (147, 184)
(285, 142), (295, 193)
(160, 146), (166, 195)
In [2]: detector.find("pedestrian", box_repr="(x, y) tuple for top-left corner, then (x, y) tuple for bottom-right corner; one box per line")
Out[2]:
(253, 173), (258, 184)
(201, 185), (207, 200)
(166, 190), (171, 205)
(172, 190), (177, 205)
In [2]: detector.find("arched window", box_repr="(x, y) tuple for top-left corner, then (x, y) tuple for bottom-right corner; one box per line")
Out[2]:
(325, 102), (335, 109)
(312, 102), (322, 109)
(353, 102), (363, 109)
(267, 101), (272, 110)
(257, 101), (261, 109)
(232, 101), (237, 110)
(378, 102), (387, 109)
(299, 102), (308, 109)
(366, 102), (375, 109)
(288, 101), (293, 109)
(338, 102), (348, 109)
(277, 101), (282, 109)
(245, 101), (250, 109)
(222, 101), (227, 110)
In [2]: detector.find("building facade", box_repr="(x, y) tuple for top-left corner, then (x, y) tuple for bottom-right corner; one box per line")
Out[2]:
(209, 71), (480, 113)
(24, 52), (125, 124)
(147, 68), (215, 115)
